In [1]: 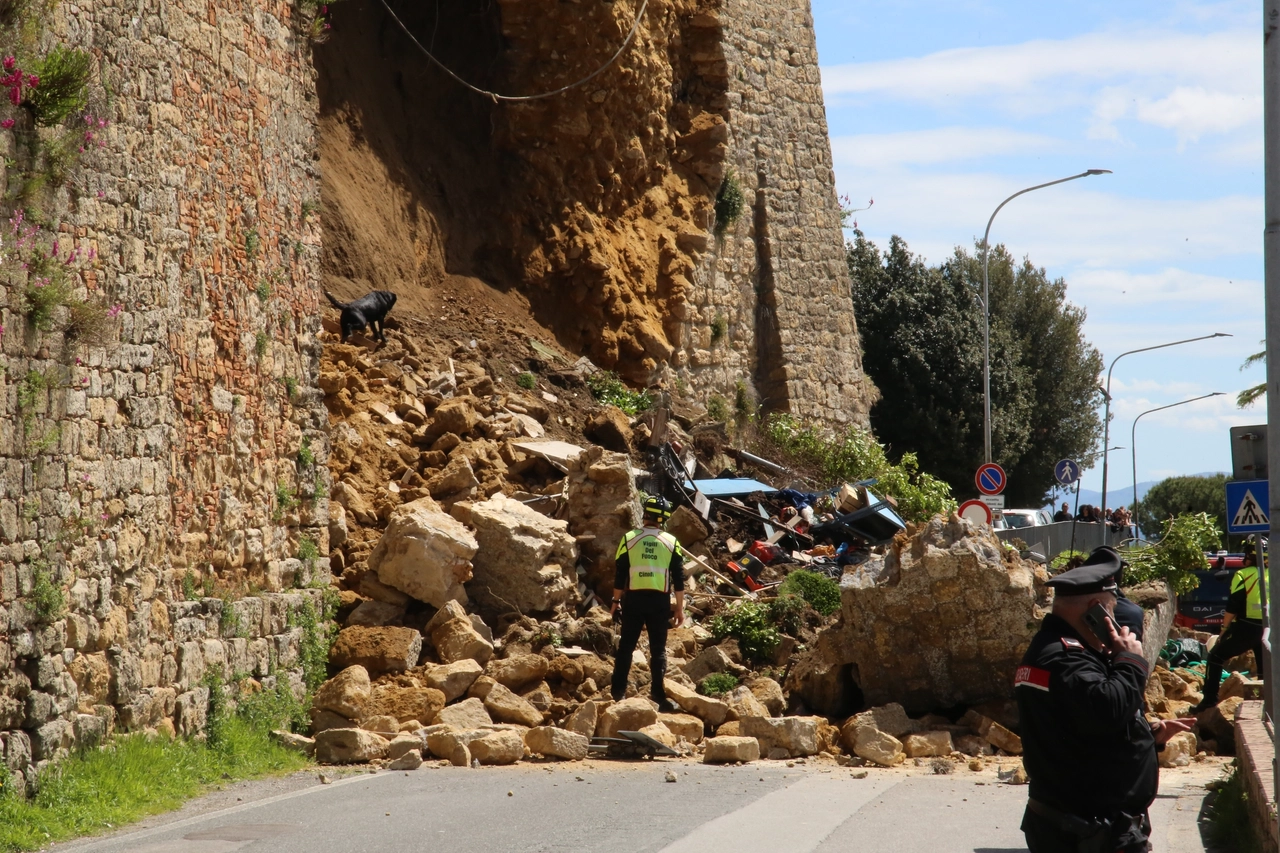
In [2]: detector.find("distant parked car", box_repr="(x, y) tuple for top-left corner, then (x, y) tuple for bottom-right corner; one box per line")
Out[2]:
(1001, 509), (1053, 529)
(1174, 551), (1244, 634)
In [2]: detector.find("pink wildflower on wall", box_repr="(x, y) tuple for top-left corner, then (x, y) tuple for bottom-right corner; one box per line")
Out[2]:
(0, 119), (12, 129)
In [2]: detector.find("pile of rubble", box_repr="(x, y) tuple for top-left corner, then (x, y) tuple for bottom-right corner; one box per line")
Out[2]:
(312, 324), (1220, 777)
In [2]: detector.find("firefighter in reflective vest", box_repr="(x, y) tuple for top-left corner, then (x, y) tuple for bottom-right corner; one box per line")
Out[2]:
(1193, 542), (1267, 713)
(609, 495), (685, 713)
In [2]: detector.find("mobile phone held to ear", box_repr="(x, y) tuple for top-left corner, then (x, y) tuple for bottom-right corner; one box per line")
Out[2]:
(1083, 604), (1113, 645)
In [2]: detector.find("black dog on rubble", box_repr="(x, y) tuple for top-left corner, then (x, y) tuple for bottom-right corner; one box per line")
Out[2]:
(324, 289), (397, 343)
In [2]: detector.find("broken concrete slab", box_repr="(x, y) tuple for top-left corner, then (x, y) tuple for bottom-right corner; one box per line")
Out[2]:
(370, 497), (477, 608)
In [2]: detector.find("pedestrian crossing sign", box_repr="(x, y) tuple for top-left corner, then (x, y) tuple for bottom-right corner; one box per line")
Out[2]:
(1226, 479), (1271, 534)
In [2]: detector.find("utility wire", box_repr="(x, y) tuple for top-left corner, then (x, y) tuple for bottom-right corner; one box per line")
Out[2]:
(376, 0), (650, 102)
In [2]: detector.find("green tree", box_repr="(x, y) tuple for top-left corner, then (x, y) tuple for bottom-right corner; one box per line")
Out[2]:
(848, 234), (1103, 506)
(1138, 473), (1228, 538)
(1237, 343), (1264, 408)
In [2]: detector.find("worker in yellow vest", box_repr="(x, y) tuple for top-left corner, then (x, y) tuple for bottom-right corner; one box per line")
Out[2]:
(609, 495), (685, 713)
(1192, 543), (1267, 713)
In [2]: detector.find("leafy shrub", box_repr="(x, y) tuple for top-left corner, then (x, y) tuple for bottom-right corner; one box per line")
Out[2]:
(218, 596), (242, 639)
(1122, 513), (1220, 596)
(698, 672), (739, 697)
(710, 313), (727, 343)
(517, 372), (536, 390)
(282, 376), (298, 400)
(30, 560), (65, 622)
(293, 592), (338, 692)
(706, 395), (728, 422)
(297, 436), (314, 468)
(25, 46), (91, 127)
(778, 569), (841, 616)
(709, 601), (780, 662)
(254, 331), (269, 360)
(245, 229), (260, 260)
(182, 570), (198, 601)
(585, 371), (651, 415)
(714, 169), (745, 236)
(255, 277), (270, 303)
(759, 413), (956, 523)
(21, 271), (75, 331)
(298, 535), (319, 566)
(273, 482), (298, 522)
(63, 298), (115, 347)
(766, 593), (806, 635)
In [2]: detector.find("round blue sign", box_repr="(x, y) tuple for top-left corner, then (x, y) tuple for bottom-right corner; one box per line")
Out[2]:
(975, 463), (1007, 496)
(1054, 459), (1081, 487)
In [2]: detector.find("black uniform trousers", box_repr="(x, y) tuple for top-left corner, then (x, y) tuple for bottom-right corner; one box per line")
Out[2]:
(1202, 619), (1264, 705)
(610, 591), (669, 701)
(1023, 807), (1152, 853)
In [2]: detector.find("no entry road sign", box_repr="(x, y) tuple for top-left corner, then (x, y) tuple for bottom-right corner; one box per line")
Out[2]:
(1226, 479), (1271, 534)
(958, 499), (993, 527)
(975, 463), (1007, 496)
(1054, 459), (1081, 487)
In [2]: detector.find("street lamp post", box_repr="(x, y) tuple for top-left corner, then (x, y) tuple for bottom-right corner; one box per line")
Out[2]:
(980, 169), (1112, 464)
(1129, 392), (1224, 534)
(1099, 334), (1232, 515)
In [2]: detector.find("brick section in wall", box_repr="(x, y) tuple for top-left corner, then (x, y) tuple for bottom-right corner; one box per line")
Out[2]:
(675, 0), (877, 428)
(0, 0), (330, 792)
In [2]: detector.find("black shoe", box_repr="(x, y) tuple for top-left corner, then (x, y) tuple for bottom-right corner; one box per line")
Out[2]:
(611, 691), (625, 702)
(654, 698), (677, 714)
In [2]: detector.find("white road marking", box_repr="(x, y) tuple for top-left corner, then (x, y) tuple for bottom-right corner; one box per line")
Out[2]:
(656, 773), (901, 853)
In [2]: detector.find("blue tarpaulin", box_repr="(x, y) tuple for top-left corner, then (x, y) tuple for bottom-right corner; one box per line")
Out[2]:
(683, 477), (778, 498)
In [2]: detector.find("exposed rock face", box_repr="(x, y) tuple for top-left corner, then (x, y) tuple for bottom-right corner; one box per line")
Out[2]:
(370, 497), (478, 608)
(788, 516), (1050, 714)
(565, 447), (641, 595)
(329, 627), (423, 674)
(467, 495), (579, 615)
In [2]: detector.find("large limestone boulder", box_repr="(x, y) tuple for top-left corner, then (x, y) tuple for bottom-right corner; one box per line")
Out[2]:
(851, 726), (904, 767)
(903, 731), (953, 758)
(598, 697), (658, 738)
(314, 728), (390, 764)
(367, 685), (445, 725)
(745, 677), (786, 716)
(426, 728), (489, 760)
(848, 703), (915, 739)
(481, 683), (544, 727)
(467, 494), (579, 615)
(724, 686), (769, 722)
(469, 730), (525, 765)
(1159, 731), (1197, 768)
(703, 736), (760, 764)
(788, 516), (1052, 714)
(664, 679), (729, 726)
(312, 666), (371, 720)
(566, 700), (603, 738)
(329, 627), (422, 674)
(423, 660), (484, 702)
(565, 446), (641, 595)
(740, 716), (819, 758)
(370, 497), (477, 608)
(425, 600), (493, 665)
(525, 726), (589, 760)
(487, 654), (550, 691)
(658, 713), (705, 743)
(433, 697), (492, 729)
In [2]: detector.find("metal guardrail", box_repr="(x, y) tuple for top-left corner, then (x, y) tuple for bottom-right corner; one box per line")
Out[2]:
(994, 520), (1127, 561)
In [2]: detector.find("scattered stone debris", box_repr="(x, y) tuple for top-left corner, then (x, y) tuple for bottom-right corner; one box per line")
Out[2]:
(310, 328), (1219, 778)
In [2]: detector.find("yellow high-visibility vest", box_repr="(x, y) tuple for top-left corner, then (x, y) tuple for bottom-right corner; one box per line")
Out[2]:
(617, 528), (680, 592)
(1232, 565), (1270, 622)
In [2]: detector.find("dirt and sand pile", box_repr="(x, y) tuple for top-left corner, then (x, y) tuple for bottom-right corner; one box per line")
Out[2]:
(317, 0), (729, 384)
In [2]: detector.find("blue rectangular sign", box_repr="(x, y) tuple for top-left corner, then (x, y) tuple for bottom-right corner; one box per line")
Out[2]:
(1226, 478), (1270, 534)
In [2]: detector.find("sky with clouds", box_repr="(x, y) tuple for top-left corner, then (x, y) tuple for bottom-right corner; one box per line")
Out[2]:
(810, 0), (1265, 506)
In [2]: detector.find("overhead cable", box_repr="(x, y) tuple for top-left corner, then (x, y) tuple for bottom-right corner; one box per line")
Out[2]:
(375, 0), (650, 102)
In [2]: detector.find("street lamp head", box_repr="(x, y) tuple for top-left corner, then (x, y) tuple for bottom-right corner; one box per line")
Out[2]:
(1085, 169), (1113, 175)
(1211, 332), (1232, 338)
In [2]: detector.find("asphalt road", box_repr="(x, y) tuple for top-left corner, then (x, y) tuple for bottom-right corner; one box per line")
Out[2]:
(50, 759), (1224, 853)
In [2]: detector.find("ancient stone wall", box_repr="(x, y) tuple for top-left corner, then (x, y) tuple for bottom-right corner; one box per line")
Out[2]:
(673, 0), (875, 427)
(0, 0), (330, 792)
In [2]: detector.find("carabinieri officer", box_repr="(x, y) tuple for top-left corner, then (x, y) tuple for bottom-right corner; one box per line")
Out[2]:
(1015, 549), (1191, 852)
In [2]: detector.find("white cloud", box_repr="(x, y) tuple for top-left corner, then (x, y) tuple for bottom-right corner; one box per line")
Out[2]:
(1068, 268), (1258, 307)
(822, 29), (1259, 143)
(832, 127), (1055, 169)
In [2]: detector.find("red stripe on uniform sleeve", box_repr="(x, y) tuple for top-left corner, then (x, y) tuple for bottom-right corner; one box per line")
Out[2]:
(1014, 665), (1051, 692)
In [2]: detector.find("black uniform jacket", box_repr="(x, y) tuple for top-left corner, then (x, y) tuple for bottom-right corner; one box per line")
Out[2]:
(1015, 613), (1157, 818)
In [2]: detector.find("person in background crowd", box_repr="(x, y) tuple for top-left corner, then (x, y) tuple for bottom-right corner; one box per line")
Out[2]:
(1053, 502), (1073, 523)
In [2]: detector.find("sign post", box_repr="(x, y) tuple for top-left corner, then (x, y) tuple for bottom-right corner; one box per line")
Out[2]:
(1055, 459), (1083, 557)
